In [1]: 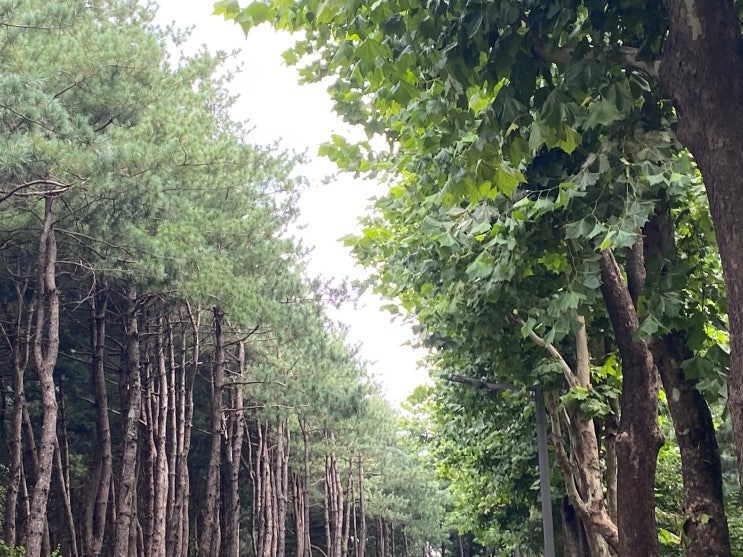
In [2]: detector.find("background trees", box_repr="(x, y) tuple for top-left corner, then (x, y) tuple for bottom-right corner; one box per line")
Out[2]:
(0, 2), (447, 556)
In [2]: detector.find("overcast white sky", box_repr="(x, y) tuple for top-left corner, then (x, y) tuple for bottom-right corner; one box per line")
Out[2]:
(153, 1), (429, 405)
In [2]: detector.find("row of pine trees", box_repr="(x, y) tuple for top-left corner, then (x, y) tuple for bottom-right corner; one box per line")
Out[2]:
(0, 2), (448, 556)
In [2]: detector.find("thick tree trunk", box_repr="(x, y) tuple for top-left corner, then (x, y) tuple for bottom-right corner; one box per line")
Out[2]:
(599, 249), (663, 556)
(113, 284), (143, 557)
(640, 204), (732, 555)
(653, 334), (731, 556)
(199, 307), (226, 557)
(83, 289), (112, 557)
(658, 0), (743, 491)
(25, 195), (61, 557)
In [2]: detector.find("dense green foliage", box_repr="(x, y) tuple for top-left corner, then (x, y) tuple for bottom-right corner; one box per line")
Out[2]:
(219, 0), (740, 555)
(0, 1), (448, 556)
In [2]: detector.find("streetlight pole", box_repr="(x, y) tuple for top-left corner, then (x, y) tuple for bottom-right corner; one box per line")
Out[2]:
(445, 376), (556, 557)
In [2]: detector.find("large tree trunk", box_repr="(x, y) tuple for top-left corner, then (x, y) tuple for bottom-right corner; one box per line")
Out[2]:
(199, 307), (226, 557)
(25, 195), (61, 557)
(113, 284), (143, 557)
(599, 249), (664, 556)
(641, 205), (732, 556)
(658, 0), (743, 490)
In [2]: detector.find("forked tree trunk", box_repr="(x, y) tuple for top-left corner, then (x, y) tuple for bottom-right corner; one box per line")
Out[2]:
(113, 284), (143, 557)
(599, 249), (663, 556)
(524, 314), (616, 553)
(25, 195), (61, 557)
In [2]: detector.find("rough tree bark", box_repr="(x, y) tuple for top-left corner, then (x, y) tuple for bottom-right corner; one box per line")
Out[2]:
(642, 207), (731, 556)
(658, 0), (743, 489)
(113, 284), (143, 557)
(599, 249), (664, 557)
(25, 195), (61, 557)
(520, 316), (617, 554)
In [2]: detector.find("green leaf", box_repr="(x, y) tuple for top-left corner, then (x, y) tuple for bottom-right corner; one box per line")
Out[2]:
(213, 0), (242, 19)
(585, 98), (622, 129)
(465, 252), (494, 280)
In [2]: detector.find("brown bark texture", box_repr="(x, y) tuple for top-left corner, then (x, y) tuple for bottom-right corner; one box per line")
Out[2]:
(113, 284), (143, 557)
(25, 196), (61, 557)
(599, 249), (663, 557)
(658, 0), (743, 492)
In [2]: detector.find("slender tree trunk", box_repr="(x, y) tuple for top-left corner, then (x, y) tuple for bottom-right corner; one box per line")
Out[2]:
(358, 453), (367, 557)
(224, 341), (246, 557)
(658, 0), (743, 493)
(171, 304), (199, 557)
(276, 420), (289, 557)
(83, 289), (112, 557)
(150, 317), (169, 557)
(56, 385), (79, 557)
(199, 307), (226, 557)
(113, 284), (143, 557)
(599, 248), (663, 556)
(342, 462), (353, 557)
(25, 195), (61, 557)
(325, 451), (344, 557)
(3, 280), (31, 547)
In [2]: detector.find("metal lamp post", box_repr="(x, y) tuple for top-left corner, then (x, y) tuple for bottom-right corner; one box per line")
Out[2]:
(446, 376), (556, 557)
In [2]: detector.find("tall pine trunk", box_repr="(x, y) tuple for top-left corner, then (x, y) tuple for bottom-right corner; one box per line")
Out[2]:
(113, 284), (143, 557)
(25, 195), (61, 557)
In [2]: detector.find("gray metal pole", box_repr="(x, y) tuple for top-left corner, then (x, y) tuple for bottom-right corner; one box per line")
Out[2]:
(533, 386), (556, 557)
